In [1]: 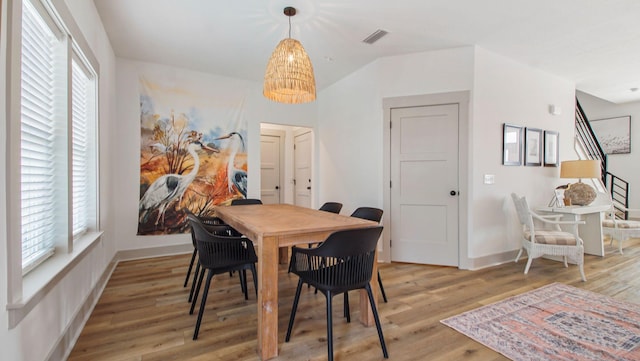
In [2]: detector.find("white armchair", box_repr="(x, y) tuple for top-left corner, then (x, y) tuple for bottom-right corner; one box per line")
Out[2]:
(511, 193), (587, 281)
(602, 203), (640, 254)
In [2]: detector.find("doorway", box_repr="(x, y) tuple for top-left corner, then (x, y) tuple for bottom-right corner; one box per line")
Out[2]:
(259, 124), (314, 207)
(383, 91), (469, 268)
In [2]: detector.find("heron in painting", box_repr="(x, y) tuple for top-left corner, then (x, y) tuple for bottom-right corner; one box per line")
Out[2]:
(139, 137), (216, 226)
(215, 132), (247, 197)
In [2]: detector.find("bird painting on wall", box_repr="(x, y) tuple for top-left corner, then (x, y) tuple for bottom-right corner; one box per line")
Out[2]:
(139, 132), (217, 226)
(215, 132), (247, 198)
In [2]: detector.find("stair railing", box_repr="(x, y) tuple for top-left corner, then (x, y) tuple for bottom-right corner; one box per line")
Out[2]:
(575, 100), (607, 182)
(575, 99), (630, 219)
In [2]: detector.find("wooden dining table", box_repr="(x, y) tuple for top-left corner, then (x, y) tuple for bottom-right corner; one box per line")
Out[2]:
(214, 203), (381, 360)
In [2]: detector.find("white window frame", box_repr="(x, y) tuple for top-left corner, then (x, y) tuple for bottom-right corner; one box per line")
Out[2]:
(4, 0), (102, 328)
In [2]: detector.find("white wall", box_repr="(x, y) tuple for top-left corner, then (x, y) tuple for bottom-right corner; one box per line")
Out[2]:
(471, 47), (577, 259)
(318, 47), (476, 217)
(113, 60), (317, 252)
(577, 91), (640, 208)
(1, 0), (118, 360)
(318, 46), (577, 266)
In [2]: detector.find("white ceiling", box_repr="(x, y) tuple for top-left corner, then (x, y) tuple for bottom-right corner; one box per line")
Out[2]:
(93, 0), (640, 104)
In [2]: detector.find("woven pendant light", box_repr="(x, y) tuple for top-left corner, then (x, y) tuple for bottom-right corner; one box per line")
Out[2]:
(263, 7), (316, 104)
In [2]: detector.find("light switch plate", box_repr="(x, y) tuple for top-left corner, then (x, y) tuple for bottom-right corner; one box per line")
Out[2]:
(484, 174), (495, 184)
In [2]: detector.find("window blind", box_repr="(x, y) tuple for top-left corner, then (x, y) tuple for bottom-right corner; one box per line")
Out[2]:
(20, 0), (57, 271)
(71, 60), (90, 237)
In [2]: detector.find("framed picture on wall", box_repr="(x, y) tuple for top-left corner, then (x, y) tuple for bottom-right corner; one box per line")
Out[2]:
(502, 123), (522, 166)
(543, 130), (559, 167)
(590, 116), (631, 154)
(524, 127), (542, 166)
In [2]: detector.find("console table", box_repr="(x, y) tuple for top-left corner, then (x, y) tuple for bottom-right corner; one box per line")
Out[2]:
(537, 204), (611, 256)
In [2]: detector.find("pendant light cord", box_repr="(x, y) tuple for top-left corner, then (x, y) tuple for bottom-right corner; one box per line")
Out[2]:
(288, 16), (292, 38)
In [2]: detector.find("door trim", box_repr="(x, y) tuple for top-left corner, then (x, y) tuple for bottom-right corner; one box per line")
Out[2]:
(382, 91), (470, 269)
(293, 128), (314, 208)
(260, 129), (285, 204)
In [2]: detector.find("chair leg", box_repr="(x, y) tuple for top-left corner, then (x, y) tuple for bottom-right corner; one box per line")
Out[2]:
(343, 292), (350, 323)
(193, 270), (214, 340)
(190, 266), (206, 315)
(619, 234), (624, 255)
(250, 263), (258, 296)
(285, 279), (304, 342)
(239, 269), (248, 300)
(184, 248), (197, 287)
(188, 262), (201, 303)
(378, 271), (388, 303)
(579, 263), (587, 282)
(524, 257), (534, 274)
(514, 248), (523, 263)
(326, 290), (334, 361)
(365, 284), (389, 358)
(577, 253), (587, 282)
(620, 240), (624, 255)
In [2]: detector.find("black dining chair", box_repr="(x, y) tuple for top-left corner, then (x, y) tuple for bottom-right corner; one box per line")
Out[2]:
(286, 226), (388, 361)
(187, 213), (258, 340)
(230, 198), (263, 205)
(319, 202), (343, 214)
(307, 202), (343, 252)
(350, 207), (388, 303)
(183, 210), (239, 303)
(228, 198), (262, 248)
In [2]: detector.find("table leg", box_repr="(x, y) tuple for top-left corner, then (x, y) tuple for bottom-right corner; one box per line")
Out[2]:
(359, 251), (378, 327)
(559, 213), (604, 257)
(578, 212), (605, 256)
(257, 235), (279, 360)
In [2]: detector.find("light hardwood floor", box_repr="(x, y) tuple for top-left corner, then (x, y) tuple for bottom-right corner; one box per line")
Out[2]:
(68, 238), (640, 361)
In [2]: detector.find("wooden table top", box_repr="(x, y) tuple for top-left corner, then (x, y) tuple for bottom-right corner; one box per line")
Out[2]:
(214, 203), (378, 240)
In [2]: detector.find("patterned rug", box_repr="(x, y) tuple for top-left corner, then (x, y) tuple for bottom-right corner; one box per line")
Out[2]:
(441, 283), (640, 361)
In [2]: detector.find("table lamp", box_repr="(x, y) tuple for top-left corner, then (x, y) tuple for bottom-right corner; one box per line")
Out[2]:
(560, 160), (601, 206)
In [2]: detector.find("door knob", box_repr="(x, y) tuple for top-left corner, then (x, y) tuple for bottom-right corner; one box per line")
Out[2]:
(275, 186), (279, 190)
(307, 187), (311, 190)
(450, 190), (458, 196)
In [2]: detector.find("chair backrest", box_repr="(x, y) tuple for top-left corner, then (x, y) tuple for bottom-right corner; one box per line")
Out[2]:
(511, 193), (534, 232)
(316, 226), (383, 258)
(290, 226), (383, 291)
(319, 202), (343, 214)
(187, 214), (257, 269)
(184, 210), (232, 245)
(231, 198), (262, 205)
(350, 207), (383, 223)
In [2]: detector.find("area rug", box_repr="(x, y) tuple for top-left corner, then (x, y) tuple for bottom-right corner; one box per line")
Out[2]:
(441, 283), (640, 361)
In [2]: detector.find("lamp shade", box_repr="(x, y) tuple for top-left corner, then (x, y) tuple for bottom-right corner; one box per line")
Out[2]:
(263, 38), (316, 104)
(560, 160), (601, 179)
(560, 160), (601, 206)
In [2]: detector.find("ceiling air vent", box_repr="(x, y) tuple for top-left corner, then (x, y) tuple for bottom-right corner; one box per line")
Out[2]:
(362, 29), (388, 44)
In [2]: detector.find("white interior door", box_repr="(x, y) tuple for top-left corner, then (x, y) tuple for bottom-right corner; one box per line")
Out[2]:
(260, 131), (284, 204)
(390, 104), (459, 266)
(294, 131), (312, 208)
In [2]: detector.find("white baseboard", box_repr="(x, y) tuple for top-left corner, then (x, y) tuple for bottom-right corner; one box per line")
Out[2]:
(466, 249), (520, 270)
(116, 243), (192, 262)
